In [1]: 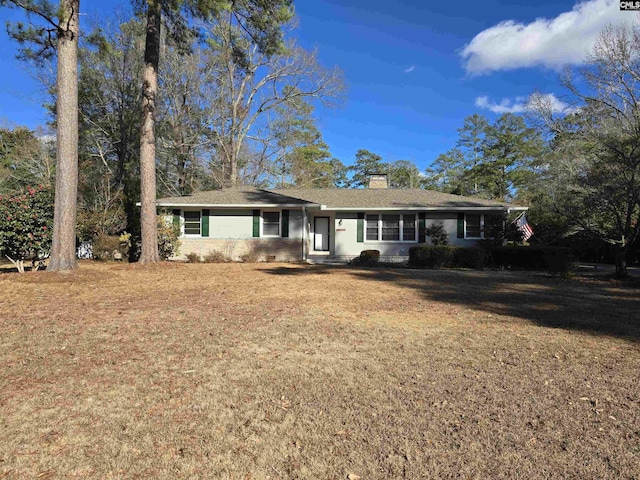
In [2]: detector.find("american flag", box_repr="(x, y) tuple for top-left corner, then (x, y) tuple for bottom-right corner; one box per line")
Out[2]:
(516, 213), (534, 242)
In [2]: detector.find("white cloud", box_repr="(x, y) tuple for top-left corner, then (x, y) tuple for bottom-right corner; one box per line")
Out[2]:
(475, 93), (571, 114)
(404, 65), (416, 73)
(475, 96), (526, 114)
(461, 0), (629, 75)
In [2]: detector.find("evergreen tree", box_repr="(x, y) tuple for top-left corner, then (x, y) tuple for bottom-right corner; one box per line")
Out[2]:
(287, 123), (333, 188)
(456, 113), (488, 194)
(389, 159), (421, 188)
(349, 149), (384, 188)
(479, 113), (545, 202)
(423, 148), (466, 193)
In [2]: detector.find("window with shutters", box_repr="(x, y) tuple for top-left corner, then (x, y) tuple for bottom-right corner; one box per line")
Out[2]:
(465, 214), (483, 239)
(184, 210), (201, 236)
(262, 211), (281, 237)
(365, 214), (417, 242)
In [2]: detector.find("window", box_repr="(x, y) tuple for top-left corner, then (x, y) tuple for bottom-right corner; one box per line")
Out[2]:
(382, 214), (400, 241)
(184, 210), (201, 235)
(365, 214), (417, 242)
(263, 211), (280, 236)
(366, 214), (379, 241)
(465, 214), (482, 238)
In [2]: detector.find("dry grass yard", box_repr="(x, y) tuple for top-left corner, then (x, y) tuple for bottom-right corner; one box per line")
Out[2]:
(0, 262), (639, 479)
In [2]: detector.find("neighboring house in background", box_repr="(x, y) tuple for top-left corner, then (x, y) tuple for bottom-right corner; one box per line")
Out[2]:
(156, 174), (526, 262)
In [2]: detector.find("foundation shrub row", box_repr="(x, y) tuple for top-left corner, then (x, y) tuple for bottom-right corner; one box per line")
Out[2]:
(408, 245), (573, 274)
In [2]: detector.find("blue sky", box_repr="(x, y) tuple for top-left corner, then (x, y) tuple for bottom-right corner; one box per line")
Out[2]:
(0, 0), (632, 170)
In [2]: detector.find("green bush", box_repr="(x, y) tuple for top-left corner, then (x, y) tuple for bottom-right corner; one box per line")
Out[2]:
(425, 223), (449, 246)
(353, 249), (380, 266)
(409, 245), (455, 268)
(488, 246), (573, 274)
(408, 245), (430, 268)
(541, 248), (574, 275)
(0, 185), (53, 272)
(409, 245), (573, 274)
(93, 234), (129, 261)
(455, 247), (486, 269)
(408, 245), (486, 269)
(158, 214), (181, 260)
(129, 214), (182, 262)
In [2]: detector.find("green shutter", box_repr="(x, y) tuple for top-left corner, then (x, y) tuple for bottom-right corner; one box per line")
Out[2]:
(252, 209), (260, 237)
(457, 213), (465, 239)
(357, 212), (364, 243)
(281, 209), (289, 238)
(172, 209), (180, 230)
(418, 212), (426, 244)
(201, 209), (210, 237)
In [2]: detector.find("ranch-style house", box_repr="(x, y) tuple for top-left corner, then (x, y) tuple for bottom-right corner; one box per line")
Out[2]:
(156, 174), (526, 262)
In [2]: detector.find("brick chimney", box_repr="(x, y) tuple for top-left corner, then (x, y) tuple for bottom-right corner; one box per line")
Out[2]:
(367, 173), (389, 189)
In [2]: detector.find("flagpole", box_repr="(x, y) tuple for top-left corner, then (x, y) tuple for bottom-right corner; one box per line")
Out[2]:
(510, 210), (526, 226)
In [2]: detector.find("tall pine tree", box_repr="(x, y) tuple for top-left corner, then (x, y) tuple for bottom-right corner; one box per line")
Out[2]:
(3, 0), (80, 271)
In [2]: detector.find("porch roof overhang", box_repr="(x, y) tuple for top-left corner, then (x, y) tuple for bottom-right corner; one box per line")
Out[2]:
(316, 206), (528, 212)
(150, 203), (527, 212)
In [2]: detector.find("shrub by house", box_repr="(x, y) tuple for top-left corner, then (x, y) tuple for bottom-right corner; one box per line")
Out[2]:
(0, 185), (53, 272)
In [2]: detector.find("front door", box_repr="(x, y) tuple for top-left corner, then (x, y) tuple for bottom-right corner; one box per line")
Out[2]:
(314, 217), (330, 251)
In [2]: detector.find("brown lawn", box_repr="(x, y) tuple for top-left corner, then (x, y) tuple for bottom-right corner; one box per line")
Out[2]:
(0, 262), (639, 479)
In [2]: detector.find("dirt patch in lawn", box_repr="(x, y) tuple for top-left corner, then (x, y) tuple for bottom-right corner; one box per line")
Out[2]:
(1, 262), (639, 479)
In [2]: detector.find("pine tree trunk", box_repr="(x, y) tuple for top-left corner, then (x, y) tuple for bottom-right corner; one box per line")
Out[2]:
(138, 0), (161, 263)
(47, 0), (79, 272)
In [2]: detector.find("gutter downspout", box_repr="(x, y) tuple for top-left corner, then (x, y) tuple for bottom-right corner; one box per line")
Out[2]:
(302, 206), (307, 262)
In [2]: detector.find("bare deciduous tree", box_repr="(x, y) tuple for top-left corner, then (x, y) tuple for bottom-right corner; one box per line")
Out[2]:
(205, 13), (345, 188)
(156, 41), (218, 196)
(78, 18), (144, 242)
(533, 23), (640, 277)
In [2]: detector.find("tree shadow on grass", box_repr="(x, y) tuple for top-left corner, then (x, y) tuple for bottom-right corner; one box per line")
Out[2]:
(263, 265), (341, 276)
(263, 265), (640, 342)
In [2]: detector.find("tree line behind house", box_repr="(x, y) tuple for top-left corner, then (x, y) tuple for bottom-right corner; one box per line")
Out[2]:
(0, 2), (639, 276)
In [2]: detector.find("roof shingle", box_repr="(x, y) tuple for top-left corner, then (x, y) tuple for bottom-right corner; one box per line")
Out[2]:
(156, 187), (312, 206)
(156, 186), (518, 209)
(269, 188), (511, 209)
